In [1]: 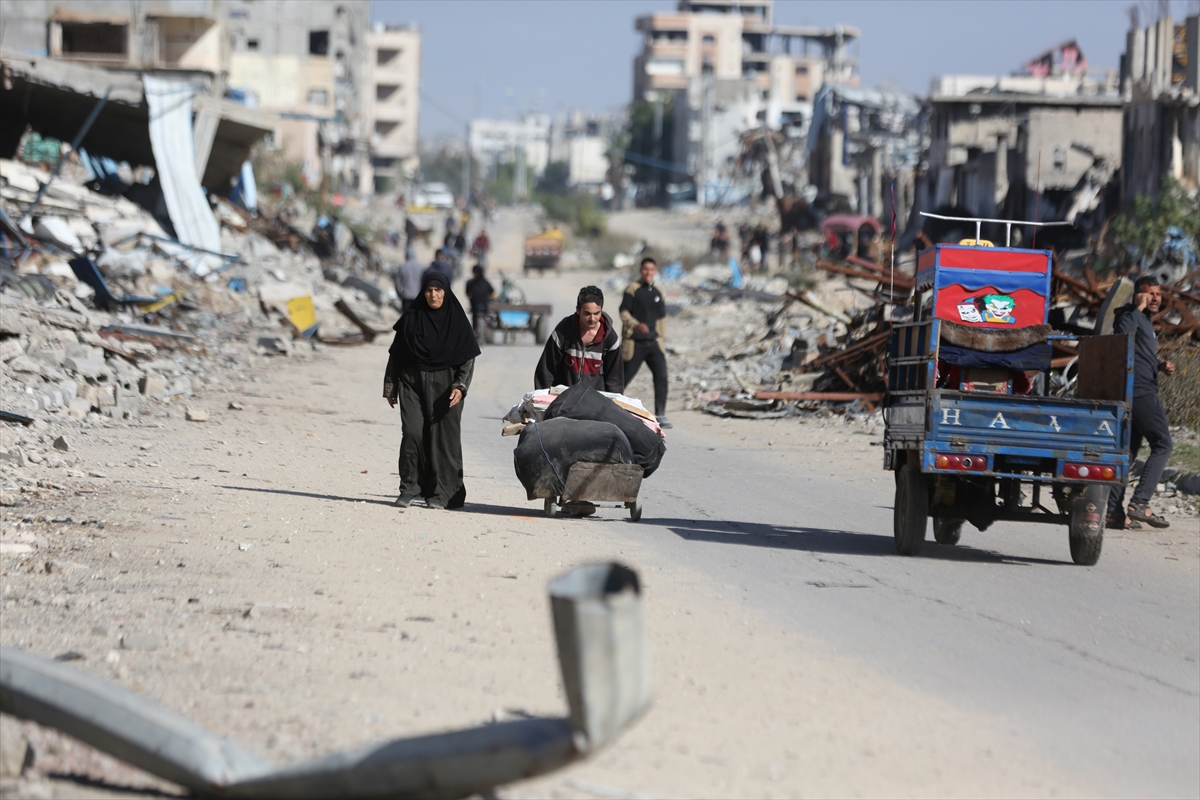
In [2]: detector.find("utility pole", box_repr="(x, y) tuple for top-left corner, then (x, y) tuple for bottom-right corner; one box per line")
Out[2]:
(462, 122), (471, 204)
(700, 73), (713, 207)
(514, 143), (527, 202)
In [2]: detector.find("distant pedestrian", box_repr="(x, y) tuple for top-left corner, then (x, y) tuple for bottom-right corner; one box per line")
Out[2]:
(424, 249), (455, 287)
(1106, 275), (1176, 529)
(534, 285), (624, 392)
(470, 229), (491, 268)
(620, 257), (671, 428)
(393, 246), (425, 314)
(464, 264), (495, 342)
(384, 271), (481, 510)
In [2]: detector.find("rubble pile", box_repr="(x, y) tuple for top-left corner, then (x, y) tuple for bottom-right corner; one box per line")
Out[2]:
(1, 156), (397, 501)
(608, 262), (886, 420)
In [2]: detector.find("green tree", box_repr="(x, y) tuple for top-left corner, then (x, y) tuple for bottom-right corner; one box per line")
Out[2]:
(484, 160), (535, 206)
(1108, 177), (1200, 269)
(419, 147), (467, 192)
(626, 95), (675, 203)
(536, 161), (571, 195)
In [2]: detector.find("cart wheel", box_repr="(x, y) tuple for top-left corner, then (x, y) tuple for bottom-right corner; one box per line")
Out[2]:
(893, 464), (928, 556)
(628, 501), (642, 522)
(543, 497), (556, 518)
(534, 315), (550, 344)
(485, 327), (499, 346)
(1068, 484), (1107, 566)
(933, 518), (964, 545)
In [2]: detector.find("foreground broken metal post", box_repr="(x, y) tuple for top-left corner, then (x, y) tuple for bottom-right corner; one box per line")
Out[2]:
(0, 562), (651, 799)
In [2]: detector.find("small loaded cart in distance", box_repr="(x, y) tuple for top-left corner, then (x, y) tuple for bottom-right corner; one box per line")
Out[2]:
(883, 216), (1133, 565)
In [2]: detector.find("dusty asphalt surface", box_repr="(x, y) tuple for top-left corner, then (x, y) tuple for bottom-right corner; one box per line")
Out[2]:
(0, 213), (1197, 799)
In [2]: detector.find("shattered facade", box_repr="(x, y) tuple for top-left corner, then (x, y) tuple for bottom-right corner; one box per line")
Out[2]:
(0, 0), (228, 75)
(1120, 13), (1200, 203)
(224, 0), (371, 193)
(807, 84), (922, 221)
(926, 70), (1123, 234)
(637, 0), (861, 204)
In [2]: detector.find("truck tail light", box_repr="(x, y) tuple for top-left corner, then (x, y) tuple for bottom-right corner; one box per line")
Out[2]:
(934, 454), (988, 472)
(1062, 463), (1116, 481)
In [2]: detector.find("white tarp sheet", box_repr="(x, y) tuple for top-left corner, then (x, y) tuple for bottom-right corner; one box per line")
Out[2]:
(143, 74), (221, 275)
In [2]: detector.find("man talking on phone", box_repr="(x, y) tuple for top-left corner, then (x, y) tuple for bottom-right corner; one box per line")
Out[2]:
(1107, 275), (1176, 529)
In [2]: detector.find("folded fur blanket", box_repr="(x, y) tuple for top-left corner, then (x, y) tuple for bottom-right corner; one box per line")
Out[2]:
(939, 320), (1050, 353)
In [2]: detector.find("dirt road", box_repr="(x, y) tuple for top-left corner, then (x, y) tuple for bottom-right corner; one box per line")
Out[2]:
(1, 210), (1196, 799)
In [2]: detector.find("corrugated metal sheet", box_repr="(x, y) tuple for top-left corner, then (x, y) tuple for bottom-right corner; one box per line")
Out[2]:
(143, 74), (221, 275)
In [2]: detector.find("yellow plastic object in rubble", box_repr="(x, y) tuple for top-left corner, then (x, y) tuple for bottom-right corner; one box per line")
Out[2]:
(134, 293), (182, 314)
(959, 239), (995, 247)
(286, 295), (318, 336)
(541, 226), (566, 241)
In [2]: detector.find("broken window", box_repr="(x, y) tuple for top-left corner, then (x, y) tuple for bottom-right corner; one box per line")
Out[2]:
(376, 47), (399, 66)
(59, 22), (128, 60)
(307, 89), (329, 106)
(246, 38), (259, 50)
(309, 30), (330, 56)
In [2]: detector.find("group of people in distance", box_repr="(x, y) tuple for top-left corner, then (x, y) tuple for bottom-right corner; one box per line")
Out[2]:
(383, 252), (671, 512)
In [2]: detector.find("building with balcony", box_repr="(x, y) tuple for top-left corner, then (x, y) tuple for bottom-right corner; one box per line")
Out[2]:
(634, 0), (859, 204)
(365, 23), (421, 192)
(633, 0), (858, 109)
(223, 0), (370, 191)
(0, 0), (228, 74)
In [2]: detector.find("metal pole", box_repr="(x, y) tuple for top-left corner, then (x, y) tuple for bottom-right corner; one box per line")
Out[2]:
(25, 88), (111, 218)
(462, 122), (470, 203)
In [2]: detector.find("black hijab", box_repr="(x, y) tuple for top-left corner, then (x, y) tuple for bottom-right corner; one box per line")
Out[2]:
(390, 271), (480, 371)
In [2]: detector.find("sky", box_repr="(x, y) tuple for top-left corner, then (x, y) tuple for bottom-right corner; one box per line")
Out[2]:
(372, 0), (1200, 141)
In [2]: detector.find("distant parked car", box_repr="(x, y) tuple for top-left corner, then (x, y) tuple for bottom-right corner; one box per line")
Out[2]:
(412, 182), (455, 210)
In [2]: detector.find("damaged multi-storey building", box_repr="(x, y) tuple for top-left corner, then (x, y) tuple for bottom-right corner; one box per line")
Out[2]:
(1120, 12), (1200, 204)
(806, 84), (922, 221)
(924, 40), (1123, 246)
(632, 0), (860, 204)
(0, 0), (274, 259)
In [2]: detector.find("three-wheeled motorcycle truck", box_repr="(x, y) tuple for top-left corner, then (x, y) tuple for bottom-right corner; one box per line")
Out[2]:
(883, 219), (1132, 565)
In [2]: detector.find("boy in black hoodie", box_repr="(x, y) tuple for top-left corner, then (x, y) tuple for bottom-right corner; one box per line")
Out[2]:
(534, 285), (624, 393)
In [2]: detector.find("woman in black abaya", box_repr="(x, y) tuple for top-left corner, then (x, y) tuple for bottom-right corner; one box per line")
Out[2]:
(384, 271), (480, 509)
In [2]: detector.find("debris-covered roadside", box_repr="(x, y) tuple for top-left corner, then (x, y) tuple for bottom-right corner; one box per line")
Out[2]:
(603, 250), (886, 423)
(1, 154), (398, 510)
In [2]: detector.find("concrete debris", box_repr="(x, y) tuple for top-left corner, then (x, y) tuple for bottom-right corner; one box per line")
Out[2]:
(0, 713), (29, 778)
(622, 247), (894, 420)
(0, 138), (397, 489)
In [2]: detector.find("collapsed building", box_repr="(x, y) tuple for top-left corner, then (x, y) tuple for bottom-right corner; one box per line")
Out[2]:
(924, 41), (1123, 247)
(1120, 12), (1200, 204)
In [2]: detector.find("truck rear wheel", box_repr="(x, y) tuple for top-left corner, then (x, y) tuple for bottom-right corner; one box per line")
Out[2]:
(933, 518), (964, 545)
(1068, 484), (1108, 566)
(894, 464), (928, 556)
